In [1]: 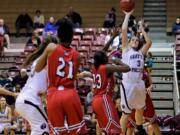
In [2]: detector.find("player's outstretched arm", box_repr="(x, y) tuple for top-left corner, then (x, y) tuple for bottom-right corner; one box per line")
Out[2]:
(102, 27), (120, 52)
(106, 62), (130, 75)
(0, 87), (18, 97)
(35, 43), (55, 72)
(122, 10), (134, 51)
(140, 19), (152, 55)
(110, 57), (126, 65)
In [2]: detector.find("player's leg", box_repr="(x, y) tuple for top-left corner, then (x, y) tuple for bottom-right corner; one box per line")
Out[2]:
(105, 94), (122, 134)
(131, 81), (146, 134)
(148, 123), (161, 135)
(126, 127), (134, 135)
(16, 102), (49, 135)
(120, 83), (132, 135)
(120, 114), (129, 135)
(144, 94), (161, 135)
(126, 110), (136, 135)
(47, 89), (65, 134)
(64, 90), (86, 134)
(26, 121), (31, 135)
(3, 125), (9, 135)
(92, 95), (113, 134)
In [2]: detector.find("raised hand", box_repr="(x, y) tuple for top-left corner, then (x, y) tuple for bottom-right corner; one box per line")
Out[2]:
(112, 27), (120, 37)
(122, 9), (134, 16)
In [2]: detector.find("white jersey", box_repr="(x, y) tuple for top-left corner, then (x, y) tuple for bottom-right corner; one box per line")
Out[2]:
(0, 107), (8, 121)
(17, 59), (47, 105)
(122, 48), (144, 83)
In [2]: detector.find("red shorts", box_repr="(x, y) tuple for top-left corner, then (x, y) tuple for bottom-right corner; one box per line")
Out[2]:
(92, 94), (122, 134)
(127, 93), (156, 128)
(47, 88), (86, 135)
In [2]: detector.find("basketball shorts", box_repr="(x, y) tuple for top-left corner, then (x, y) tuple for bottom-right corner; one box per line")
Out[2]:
(92, 94), (122, 134)
(47, 88), (86, 135)
(15, 96), (49, 135)
(120, 80), (146, 114)
(127, 93), (156, 128)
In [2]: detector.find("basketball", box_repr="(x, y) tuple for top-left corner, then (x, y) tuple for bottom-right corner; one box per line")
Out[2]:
(120, 0), (135, 12)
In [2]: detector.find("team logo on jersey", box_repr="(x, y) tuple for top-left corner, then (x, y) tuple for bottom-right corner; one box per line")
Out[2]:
(40, 123), (47, 130)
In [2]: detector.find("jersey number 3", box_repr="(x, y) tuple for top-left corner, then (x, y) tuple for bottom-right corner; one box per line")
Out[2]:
(56, 57), (73, 79)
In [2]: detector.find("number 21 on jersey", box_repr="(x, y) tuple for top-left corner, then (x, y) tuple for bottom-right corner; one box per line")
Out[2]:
(56, 57), (73, 79)
(93, 74), (102, 89)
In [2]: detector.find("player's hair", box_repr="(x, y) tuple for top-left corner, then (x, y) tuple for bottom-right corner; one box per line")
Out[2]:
(130, 33), (144, 51)
(23, 36), (58, 67)
(57, 17), (73, 44)
(93, 51), (108, 70)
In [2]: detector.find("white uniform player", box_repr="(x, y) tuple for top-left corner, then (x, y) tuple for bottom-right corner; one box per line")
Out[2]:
(121, 48), (146, 114)
(15, 59), (49, 135)
(0, 106), (11, 133)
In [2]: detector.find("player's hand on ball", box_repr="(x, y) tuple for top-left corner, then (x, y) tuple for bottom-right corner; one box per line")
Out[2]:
(123, 9), (134, 16)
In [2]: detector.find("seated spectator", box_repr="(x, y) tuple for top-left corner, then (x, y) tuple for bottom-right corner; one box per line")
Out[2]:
(103, 7), (116, 28)
(146, 52), (153, 73)
(128, 15), (136, 27)
(66, 7), (82, 28)
(15, 10), (33, 37)
(43, 16), (57, 36)
(33, 10), (45, 29)
(172, 17), (180, 35)
(86, 90), (93, 106)
(11, 109), (26, 134)
(26, 30), (41, 48)
(14, 84), (21, 93)
(0, 71), (12, 87)
(0, 97), (12, 135)
(0, 19), (10, 48)
(12, 69), (28, 89)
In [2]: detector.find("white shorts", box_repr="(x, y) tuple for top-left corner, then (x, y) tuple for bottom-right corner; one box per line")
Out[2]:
(15, 97), (49, 135)
(0, 123), (11, 133)
(120, 80), (146, 114)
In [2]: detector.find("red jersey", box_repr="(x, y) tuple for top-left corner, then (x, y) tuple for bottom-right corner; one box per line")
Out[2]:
(92, 64), (114, 96)
(143, 68), (150, 88)
(48, 45), (79, 88)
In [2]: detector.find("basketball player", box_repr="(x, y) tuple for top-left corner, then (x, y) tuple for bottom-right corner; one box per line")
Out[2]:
(0, 97), (12, 135)
(35, 18), (86, 135)
(15, 36), (58, 135)
(88, 50), (129, 135)
(120, 10), (152, 135)
(126, 66), (161, 135)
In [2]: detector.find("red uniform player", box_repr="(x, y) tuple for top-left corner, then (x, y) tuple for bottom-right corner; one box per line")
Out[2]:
(35, 18), (86, 135)
(91, 51), (130, 134)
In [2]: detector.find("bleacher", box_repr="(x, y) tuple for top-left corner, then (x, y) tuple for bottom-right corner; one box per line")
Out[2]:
(0, 0), (143, 34)
(151, 52), (174, 116)
(167, 0), (180, 34)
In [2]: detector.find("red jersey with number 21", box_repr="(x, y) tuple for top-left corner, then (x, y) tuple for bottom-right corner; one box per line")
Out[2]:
(48, 45), (79, 88)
